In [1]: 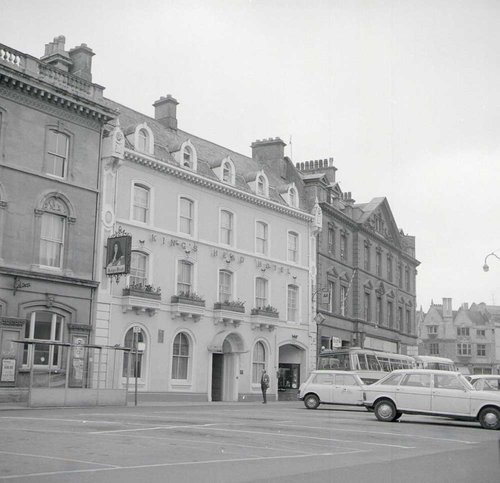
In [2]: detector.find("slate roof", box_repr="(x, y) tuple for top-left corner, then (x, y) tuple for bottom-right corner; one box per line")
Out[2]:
(103, 98), (307, 210)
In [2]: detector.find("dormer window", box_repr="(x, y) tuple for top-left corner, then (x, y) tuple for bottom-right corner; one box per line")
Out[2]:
(255, 172), (269, 197)
(222, 160), (235, 184)
(178, 140), (198, 171)
(289, 187), (297, 207)
(133, 123), (154, 155)
(137, 129), (148, 153)
(183, 146), (193, 168)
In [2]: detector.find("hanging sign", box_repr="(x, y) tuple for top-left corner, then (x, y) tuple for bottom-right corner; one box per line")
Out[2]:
(106, 235), (131, 276)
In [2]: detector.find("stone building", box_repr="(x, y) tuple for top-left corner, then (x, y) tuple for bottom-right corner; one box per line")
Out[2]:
(95, 97), (320, 401)
(419, 298), (499, 374)
(296, 159), (419, 358)
(0, 37), (115, 397)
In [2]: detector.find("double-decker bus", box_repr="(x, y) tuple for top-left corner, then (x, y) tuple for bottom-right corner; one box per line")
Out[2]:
(413, 355), (456, 371)
(318, 347), (415, 384)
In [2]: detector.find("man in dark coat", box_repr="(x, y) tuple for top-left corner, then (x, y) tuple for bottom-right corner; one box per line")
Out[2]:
(260, 369), (270, 403)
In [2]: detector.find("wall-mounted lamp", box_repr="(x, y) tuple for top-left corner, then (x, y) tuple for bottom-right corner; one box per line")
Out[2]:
(483, 251), (500, 272)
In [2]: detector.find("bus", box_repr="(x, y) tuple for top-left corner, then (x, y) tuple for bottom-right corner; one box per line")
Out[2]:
(318, 347), (415, 384)
(413, 355), (456, 371)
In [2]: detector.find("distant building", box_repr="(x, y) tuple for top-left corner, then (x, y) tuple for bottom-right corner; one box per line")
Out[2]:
(0, 37), (115, 394)
(419, 298), (499, 374)
(296, 160), (419, 358)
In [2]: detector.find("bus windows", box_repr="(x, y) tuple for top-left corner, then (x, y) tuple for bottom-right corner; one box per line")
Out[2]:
(334, 353), (351, 370)
(378, 357), (391, 372)
(367, 354), (381, 371)
(358, 353), (368, 370)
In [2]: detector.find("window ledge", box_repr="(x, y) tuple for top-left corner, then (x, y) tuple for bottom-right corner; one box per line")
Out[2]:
(121, 295), (161, 315)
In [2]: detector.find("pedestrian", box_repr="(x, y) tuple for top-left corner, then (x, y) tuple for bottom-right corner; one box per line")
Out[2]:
(260, 369), (270, 403)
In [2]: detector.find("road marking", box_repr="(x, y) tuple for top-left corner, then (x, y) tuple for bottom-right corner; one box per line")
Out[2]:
(0, 416), (129, 425)
(0, 450), (119, 468)
(0, 450), (363, 480)
(88, 423), (217, 434)
(197, 427), (415, 449)
(272, 422), (480, 445)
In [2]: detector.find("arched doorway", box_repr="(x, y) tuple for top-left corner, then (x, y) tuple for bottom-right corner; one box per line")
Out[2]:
(209, 331), (246, 402)
(278, 343), (306, 401)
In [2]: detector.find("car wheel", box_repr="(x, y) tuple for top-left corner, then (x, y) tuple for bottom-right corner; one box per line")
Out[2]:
(479, 407), (500, 430)
(374, 399), (398, 422)
(304, 394), (320, 409)
(394, 411), (403, 421)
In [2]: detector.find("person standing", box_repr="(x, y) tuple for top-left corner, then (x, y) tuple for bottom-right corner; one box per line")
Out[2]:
(260, 369), (270, 403)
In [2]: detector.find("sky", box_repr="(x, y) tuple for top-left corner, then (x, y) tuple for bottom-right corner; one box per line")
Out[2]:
(1, 0), (500, 311)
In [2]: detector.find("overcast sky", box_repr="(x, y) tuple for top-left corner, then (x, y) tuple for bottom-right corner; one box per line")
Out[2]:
(2, 0), (499, 311)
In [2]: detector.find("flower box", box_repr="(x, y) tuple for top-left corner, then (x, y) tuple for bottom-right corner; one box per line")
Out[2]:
(122, 288), (161, 300)
(214, 302), (245, 313)
(251, 308), (279, 318)
(171, 295), (206, 307)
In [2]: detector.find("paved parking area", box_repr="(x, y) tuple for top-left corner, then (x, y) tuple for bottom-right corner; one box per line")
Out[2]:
(0, 402), (499, 482)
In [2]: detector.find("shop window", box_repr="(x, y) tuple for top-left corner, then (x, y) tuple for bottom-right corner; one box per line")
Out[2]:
(23, 311), (63, 367)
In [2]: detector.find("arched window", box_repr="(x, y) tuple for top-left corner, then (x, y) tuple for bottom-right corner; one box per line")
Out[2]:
(23, 311), (63, 368)
(132, 184), (150, 223)
(38, 196), (71, 269)
(287, 284), (299, 322)
(219, 270), (233, 302)
(122, 327), (146, 378)
(183, 146), (193, 168)
(257, 175), (266, 195)
(252, 341), (266, 384)
(255, 277), (268, 308)
(46, 129), (69, 178)
(172, 332), (190, 380)
(288, 187), (298, 207)
(222, 160), (235, 184)
(130, 251), (148, 286)
(177, 260), (193, 295)
(137, 129), (149, 153)
(220, 210), (233, 245)
(179, 197), (194, 235)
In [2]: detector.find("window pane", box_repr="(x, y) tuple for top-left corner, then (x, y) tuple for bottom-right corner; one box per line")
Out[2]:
(177, 261), (193, 294)
(40, 213), (65, 267)
(172, 333), (189, 379)
(180, 198), (193, 234)
(122, 328), (144, 378)
(255, 278), (268, 307)
(219, 270), (232, 302)
(130, 252), (148, 286)
(133, 186), (149, 222)
(287, 285), (298, 321)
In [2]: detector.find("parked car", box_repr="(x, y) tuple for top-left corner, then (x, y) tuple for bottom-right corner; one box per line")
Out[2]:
(466, 375), (500, 391)
(298, 370), (366, 409)
(363, 369), (500, 430)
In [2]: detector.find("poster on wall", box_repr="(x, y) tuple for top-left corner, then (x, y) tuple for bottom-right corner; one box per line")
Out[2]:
(0, 358), (16, 383)
(105, 235), (131, 276)
(69, 336), (88, 388)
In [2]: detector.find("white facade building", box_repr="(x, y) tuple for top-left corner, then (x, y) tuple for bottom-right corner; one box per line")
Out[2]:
(95, 96), (320, 401)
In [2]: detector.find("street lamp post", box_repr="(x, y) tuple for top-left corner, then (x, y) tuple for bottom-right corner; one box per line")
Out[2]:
(483, 251), (500, 272)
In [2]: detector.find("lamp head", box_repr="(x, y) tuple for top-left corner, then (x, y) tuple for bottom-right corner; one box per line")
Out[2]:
(483, 264), (490, 272)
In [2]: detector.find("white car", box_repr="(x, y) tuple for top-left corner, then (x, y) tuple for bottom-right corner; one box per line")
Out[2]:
(466, 375), (500, 391)
(363, 369), (500, 430)
(298, 370), (365, 409)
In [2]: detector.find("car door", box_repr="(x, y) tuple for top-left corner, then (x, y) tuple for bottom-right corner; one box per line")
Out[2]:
(431, 374), (471, 415)
(332, 374), (363, 405)
(396, 373), (432, 411)
(311, 372), (334, 403)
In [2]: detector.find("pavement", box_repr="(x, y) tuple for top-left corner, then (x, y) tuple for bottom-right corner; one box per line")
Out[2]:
(0, 401), (499, 482)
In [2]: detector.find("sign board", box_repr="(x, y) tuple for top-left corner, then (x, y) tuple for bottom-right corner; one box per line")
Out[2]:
(314, 313), (326, 325)
(320, 290), (331, 304)
(0, 358), (16, 383)
(106, 235), (131, 276)
(331, 337), (342, 348)
(133, 326), (141, 333)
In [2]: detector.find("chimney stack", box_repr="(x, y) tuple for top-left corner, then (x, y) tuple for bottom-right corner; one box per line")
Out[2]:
(251, 138), (286, 164)
(68, 43), (94, 82)
(41, 35), (71, 72)
(153, 95), (179, 130)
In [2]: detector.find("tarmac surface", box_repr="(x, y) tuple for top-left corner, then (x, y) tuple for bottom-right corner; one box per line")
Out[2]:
(0, 401), (499, 482)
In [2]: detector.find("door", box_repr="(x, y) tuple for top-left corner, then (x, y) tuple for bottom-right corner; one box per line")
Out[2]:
(431, 374), (471, 415)
(211, 353), (223, 401)
(309, 372), (334, 403)
(396, 373), (432, 411)
(333, 374), (364, 405)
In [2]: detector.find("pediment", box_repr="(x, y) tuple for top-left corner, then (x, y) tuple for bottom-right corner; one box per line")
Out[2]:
(362, 199), (402, 247)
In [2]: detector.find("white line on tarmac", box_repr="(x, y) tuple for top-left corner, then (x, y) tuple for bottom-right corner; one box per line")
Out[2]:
(197, 427), (416, 449)
(0, 450), (119, 468)
(0, 416), (129, 425)
(88, 423), (217, 434)
(272, 422), (480, 445)
(0, 450), (363, 480)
